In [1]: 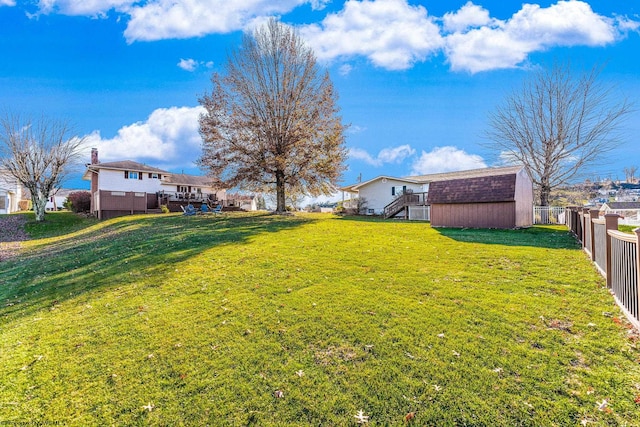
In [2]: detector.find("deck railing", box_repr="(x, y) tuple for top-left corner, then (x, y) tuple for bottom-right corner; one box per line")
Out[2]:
(383, 192), (428, 219)
(567, 207), (640, 329)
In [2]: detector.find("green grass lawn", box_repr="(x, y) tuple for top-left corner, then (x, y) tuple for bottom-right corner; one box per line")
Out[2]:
(1, 212), (639, 425)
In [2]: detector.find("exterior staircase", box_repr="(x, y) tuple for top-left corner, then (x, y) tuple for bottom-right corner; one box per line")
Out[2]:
(383, 192), (428, 219)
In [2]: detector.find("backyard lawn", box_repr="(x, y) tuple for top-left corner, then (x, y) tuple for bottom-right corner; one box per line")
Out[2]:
(1, 212), (639, 425)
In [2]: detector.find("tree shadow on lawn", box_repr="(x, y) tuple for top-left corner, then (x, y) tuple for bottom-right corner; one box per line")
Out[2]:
(436, 225), (581, 249)
(0, 212), (314, 323)
(335, 215), (579, 249)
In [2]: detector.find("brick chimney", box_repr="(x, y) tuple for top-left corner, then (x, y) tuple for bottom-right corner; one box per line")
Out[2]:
(91, 147), (99, 165)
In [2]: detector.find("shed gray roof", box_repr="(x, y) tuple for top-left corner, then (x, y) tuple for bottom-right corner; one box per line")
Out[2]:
(427, 173), (517, 204)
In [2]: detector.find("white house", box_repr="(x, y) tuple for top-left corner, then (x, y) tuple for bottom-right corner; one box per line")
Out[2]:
(0, 169), (22, 214)
(82, 149), (226, 219)
(340, 166), (526, 218)
(46, 189), (75, 211)
(340, 176), (426, 215)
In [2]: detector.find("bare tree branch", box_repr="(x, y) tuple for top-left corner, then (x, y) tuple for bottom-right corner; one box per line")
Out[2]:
(485, 62), (633, 205)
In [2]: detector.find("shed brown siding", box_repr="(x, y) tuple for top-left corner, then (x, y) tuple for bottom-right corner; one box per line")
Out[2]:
(430, 202), (516, 229)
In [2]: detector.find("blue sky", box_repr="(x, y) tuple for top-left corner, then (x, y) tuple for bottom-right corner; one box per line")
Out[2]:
(1, 0), (639, 194)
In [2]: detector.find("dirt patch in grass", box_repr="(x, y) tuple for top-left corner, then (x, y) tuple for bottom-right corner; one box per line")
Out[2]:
(0, 215), (28, 261)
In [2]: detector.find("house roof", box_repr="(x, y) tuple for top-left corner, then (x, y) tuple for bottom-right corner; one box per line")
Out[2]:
(86, 160), (170, 174)
(407, 165), (524, 183)
(340, 175), (421, 192)
(162, 173), (220, 187)
(341, 166), (525, 192)
(601, 201), (640, 210)
(427, 173), (518, 204)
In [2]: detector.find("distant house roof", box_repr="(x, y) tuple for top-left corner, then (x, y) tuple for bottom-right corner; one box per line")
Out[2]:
(601, 202), (640, 210)
(87, 160), (169, 174)
(427, 173), (518, 204)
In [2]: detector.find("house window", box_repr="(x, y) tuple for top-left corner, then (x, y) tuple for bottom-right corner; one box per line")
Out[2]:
(149, 173), (159, 179)
(391, 185), (406, 196)
(178, 186), (188, 193)
(125, 171), (142, 180)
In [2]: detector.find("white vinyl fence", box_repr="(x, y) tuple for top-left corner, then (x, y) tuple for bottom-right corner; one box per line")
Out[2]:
(534, 206), (566, 225)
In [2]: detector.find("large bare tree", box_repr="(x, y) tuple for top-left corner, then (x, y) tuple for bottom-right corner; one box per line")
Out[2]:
(198, 18), (348, 213)
(0, 114), (85, 222)
(485, 62), (633, 205)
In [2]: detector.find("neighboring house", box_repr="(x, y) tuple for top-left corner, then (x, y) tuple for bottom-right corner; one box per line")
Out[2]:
(600, 201), (640, 223)
(427, 166), (533, 229)
(46, 189), (76, 211)
(340, 165), (528, 219)
(0, 169), (22, 214)
(225, 193), (258, 211)
(82, 149), (226, 219)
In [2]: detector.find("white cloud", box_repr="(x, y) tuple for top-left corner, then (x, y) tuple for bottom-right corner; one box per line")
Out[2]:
(123, 0), (304, 42)
(444, 1), (622, 73)
(36, 0), (132, 16)
(442, 1), (494, 33)
(338, 64), (353, 76)
(410, 146), (486, 175)
(349, 144), (415, 167)
(84, 106), (205, 169)
(1, 0), (16, 6)
(32, 0), (639, 73)
(177, 58), (198, 71)
(299, 0), (443, 70)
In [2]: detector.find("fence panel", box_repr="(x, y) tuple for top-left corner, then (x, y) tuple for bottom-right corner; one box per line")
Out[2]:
(583, 213), (592, 257)
(533, 206), (566, 224)
(408, 206), (430, 221)
(610, 232), (639, 322)
(594, 221), (607, 273)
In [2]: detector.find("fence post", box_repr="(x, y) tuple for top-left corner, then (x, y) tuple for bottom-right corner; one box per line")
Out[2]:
(635, 228), (640, 301)
(582, 208), (590, 249)
(604, 214), (620, 289)
(589, 209), (599, 261)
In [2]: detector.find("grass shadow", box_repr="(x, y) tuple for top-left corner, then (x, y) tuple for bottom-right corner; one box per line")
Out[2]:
(0, 212), (314, 323)
(435, 225), (580, 249)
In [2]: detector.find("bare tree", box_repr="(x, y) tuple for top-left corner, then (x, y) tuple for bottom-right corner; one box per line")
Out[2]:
(624, 166), (638, 183)
(198, 18), (348, 213)
(0, 114), (85, 221)
(485, 62), (633, 205)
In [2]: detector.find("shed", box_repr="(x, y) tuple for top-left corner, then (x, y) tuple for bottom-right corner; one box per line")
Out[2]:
(427, 167), (533, 229)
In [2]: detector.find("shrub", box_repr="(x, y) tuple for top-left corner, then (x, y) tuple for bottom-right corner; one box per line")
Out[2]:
(160, 204), (170, 214)
(66, 191), (91, 213)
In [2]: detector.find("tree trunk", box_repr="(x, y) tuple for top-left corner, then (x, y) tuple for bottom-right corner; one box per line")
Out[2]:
(32, 190), (48, 222)
(275, 170), (286, 213)
(539, 183), (551, 207)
